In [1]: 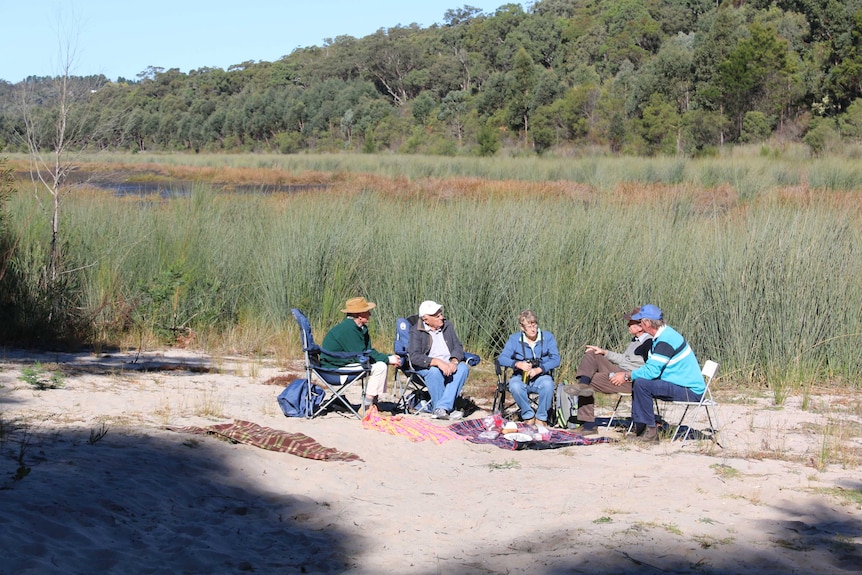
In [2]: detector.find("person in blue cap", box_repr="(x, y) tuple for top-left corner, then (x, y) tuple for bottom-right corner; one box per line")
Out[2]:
(610, 304), (704, 443)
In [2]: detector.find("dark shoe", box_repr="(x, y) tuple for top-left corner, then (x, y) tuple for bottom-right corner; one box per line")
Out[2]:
(636, 426), (659, 443)
(579, 425), (598, 436)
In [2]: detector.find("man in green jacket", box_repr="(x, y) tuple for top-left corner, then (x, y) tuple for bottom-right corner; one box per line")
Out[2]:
(321, 296), (401, 408)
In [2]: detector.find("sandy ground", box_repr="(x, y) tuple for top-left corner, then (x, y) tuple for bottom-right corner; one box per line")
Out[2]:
(0, 347), (860, 575)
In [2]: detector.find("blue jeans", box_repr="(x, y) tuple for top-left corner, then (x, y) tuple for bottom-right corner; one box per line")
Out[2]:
(508, 374), (554, 422)
(632, 378), (703, 426)
(416, 362), (470, 412)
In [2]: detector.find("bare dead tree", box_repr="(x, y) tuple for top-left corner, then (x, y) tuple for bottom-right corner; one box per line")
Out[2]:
(19, 12), (97, 286)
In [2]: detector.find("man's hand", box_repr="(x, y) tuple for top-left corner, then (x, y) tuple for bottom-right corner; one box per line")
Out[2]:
(431, 357), (457, 376)
(609, 372), (627, 386)
(586, 345), (606, 355)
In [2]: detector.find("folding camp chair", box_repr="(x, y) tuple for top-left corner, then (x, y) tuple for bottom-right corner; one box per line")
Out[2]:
(392, 316), (481, 414)
(291, 308), (371, 419)
(393, 318), (430, 414)
(660, 360), (722, 447)
(606, 392), (634, 432)
(492, 358), (554, 424)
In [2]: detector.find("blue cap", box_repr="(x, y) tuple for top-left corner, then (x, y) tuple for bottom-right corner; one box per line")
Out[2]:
(631, 304), (663, 321)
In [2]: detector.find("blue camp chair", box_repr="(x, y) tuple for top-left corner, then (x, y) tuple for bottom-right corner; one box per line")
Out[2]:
(392, 316), (481, 414)
(291, 308), (371, 419)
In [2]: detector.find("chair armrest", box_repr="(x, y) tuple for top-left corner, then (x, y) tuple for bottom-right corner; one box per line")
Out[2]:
(317, 345), (372, 370)
(465, 353), (481, 366)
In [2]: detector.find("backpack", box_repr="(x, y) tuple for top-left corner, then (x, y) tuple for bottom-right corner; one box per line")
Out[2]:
(552, 382), (577, 429)
(277, 379), (325, 417)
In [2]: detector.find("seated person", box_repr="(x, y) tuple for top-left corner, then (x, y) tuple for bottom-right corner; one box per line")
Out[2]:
(320, 296), (401, 409)
(497, 310), (560, 428)
(406, 300), (470, 420)
(566, 307), (652, 435)
(624, 304), (705, 443)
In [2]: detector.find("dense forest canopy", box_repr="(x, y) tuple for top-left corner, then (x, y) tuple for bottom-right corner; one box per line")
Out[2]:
(4, 0), (862, 156)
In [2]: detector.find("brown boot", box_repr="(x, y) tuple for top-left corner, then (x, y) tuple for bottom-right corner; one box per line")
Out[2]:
(637, 425), (659, 443)
(523, 417), (537, 426)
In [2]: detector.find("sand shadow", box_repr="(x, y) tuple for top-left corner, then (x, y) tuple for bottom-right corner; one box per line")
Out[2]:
(0, 425), (360, 573)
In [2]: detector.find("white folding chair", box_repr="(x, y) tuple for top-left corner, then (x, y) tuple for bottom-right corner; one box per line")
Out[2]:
(606, 393), (634, 431)
(664, 360), (722, 447)
(606, 394), (660, 432)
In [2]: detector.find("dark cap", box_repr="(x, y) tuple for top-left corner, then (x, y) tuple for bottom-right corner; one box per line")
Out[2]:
(623, 307), (641, 322)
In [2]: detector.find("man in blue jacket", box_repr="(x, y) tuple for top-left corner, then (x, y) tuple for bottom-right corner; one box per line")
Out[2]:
(611, 304), (704, 443)
(497, 310), (561, 428)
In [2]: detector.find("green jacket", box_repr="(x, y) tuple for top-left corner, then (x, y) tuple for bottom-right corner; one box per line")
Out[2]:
(320, 317), (389, 368)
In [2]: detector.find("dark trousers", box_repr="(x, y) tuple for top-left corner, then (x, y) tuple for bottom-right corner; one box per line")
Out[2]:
(632, 378), (702, 426)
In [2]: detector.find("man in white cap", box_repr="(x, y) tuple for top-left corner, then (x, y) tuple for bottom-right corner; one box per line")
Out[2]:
(612, 304), (704, 443)
(407, 300), (470, 420)
(321, 296), (401, 409)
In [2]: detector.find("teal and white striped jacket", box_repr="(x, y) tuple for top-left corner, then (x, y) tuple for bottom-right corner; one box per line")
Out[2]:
(631, 325), (705, 394)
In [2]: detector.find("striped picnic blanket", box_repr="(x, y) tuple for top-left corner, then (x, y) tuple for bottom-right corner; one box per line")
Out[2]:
(168, 420), (362, 462)
(361, 406), (466, 444)
(448, 418), (614, 450)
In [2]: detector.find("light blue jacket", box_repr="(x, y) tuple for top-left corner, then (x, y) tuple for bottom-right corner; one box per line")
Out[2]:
(631, 325), (704, 394)
(497, 329), (561, 376)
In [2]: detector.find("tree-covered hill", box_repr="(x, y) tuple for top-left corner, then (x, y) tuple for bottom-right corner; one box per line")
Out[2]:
(3, 0), (862, 156)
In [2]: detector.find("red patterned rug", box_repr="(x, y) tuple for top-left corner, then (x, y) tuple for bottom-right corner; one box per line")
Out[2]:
(168, 420), (362, 462)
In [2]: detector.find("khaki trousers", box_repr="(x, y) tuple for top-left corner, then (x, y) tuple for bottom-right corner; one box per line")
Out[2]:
(574, 350), (633, 424)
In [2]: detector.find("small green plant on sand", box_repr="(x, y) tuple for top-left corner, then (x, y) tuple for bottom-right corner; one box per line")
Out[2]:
(711, 463), (741, 479)
(19, 363), (65, 390)
(488, 459), (520, 470)
(593, 516), (613, 524)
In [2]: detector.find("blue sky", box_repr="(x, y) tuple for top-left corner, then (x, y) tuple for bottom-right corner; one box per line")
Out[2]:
(1, 1), (520, 83)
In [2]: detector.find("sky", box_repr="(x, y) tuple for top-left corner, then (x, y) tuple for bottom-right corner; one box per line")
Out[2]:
(1, 1), (520, 83)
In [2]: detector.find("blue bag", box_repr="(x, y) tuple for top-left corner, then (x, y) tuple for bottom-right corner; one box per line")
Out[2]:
(277, 379), (325, 417)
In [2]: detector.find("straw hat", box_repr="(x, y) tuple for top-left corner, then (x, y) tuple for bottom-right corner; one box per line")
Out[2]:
(341, 297), (376, 314)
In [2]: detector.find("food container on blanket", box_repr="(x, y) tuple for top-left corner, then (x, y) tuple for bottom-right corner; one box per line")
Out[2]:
(505, 432), (534, 442)
(483, 413), (504, 430)
(502, 421), (519, 434)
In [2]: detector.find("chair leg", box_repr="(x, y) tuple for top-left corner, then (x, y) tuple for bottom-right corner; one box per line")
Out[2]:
(677, 404), (723, 448)
(707, 406), (723, 448)
(670, 405), (691, 442)
(606, 395), (623, 430)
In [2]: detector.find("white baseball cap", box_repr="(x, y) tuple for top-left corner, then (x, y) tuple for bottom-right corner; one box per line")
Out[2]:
(418, 300), (442, 317)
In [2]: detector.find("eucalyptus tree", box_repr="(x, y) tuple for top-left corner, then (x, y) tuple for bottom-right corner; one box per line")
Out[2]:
(598, 0), (664, 74)
(437, 6), (486, 94)
(356, 25), (428, 106)
(718, 21), (803, 138)
(464, 3), (528, 72)
(691, 5), (747, 144)
(438, 89), (469, 146)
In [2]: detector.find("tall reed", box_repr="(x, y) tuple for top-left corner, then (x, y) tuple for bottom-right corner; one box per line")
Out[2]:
(6, 174), (862, 398)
